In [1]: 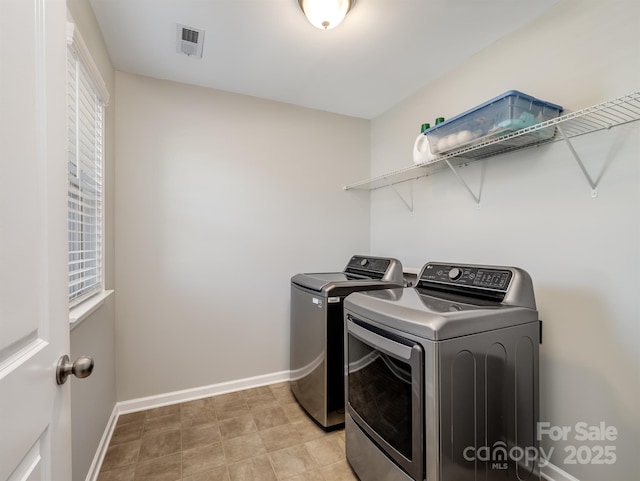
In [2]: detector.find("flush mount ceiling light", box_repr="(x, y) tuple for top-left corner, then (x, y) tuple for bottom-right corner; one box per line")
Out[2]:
(298, 0), (355, 30)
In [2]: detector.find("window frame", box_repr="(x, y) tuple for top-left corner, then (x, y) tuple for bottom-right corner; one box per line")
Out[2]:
(66, 20), (109, 308)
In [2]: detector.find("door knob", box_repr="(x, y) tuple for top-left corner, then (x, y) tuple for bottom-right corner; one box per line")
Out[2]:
(56, 354), (94, 385)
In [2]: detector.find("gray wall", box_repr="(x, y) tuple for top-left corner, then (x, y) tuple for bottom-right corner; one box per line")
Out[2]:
(69, 297), (116, 481)
(66, 1), (117, 481)
(369, 1), (639, 480)
(114, 72), (370, 401)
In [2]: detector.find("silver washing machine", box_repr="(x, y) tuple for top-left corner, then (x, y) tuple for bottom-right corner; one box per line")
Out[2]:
(290, 255), (404, 428)
(344, 262), (541, 481)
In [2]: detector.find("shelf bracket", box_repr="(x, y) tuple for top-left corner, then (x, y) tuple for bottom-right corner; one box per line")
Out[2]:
(383, 177), (414, 212)
(444, 159), (481, 206)
(557, 125), (598, 197)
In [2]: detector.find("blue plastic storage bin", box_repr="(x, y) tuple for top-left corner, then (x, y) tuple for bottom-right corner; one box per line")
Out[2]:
(425, 91), (563, 154)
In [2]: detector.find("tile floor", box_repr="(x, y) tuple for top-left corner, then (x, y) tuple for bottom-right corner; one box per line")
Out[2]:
(97, 382), (359, 481)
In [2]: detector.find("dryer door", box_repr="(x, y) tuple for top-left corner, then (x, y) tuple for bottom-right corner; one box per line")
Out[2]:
(346, 315), (424, 481)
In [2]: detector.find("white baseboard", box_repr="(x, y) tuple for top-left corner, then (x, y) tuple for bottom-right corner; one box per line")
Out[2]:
(541, 461), (581, 481)
(117, 370), (290, 414)
(86, 370), (290, 479)
(84, 404), (119, 481)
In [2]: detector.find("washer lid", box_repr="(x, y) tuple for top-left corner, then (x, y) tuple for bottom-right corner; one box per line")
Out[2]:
(291, 272), (402, 296)
(291, 255), (404, 295)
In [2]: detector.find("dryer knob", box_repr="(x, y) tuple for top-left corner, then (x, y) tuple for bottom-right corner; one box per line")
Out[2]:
(360, 259), (368, 267)
(448, 267), (462, 280)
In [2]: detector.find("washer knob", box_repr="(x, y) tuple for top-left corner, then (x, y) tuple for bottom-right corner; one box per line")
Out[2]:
(448, 267), (462, 280)
(360, 259), (368, 267)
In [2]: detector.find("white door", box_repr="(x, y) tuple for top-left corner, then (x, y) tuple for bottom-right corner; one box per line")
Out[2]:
(0, 0), (72, 480)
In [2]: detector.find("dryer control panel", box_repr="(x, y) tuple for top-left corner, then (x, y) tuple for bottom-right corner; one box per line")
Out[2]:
(420, 264), (512, 291)
(414, 262), (535, 305)
(415, 262), (536, 309)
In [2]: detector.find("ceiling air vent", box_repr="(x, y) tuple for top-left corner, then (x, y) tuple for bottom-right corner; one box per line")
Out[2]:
(177, 24), (205, 58)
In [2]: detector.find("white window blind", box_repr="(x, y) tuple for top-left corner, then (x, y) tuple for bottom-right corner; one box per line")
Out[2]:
(66, 25), (107, 306)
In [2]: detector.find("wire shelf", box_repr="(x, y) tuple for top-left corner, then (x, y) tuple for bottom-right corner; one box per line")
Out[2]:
(344, 91), (640, 191)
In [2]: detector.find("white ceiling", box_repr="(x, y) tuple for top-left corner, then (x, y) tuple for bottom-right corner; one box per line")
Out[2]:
(89, 0), (560, 119)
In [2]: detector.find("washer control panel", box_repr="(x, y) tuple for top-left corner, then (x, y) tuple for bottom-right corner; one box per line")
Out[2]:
(419, 263), (513, 292)
(343, 256), (404, 284)
(346, 256), (391, 275)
